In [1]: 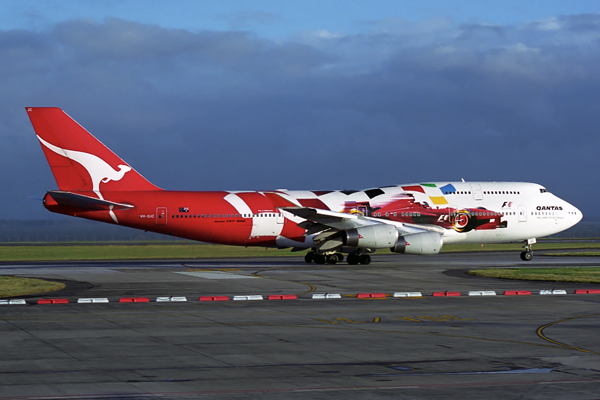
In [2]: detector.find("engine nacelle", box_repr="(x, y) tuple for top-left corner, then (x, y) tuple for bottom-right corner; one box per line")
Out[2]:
(343, 224), (399, 249)
(391, 231), (443, 255)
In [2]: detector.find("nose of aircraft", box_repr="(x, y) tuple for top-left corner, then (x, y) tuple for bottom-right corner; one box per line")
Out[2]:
(567, 202), (583, 228)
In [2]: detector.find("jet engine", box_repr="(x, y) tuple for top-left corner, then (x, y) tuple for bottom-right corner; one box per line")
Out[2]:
(342, 224), (399, 249)
(391, 231), (443, 255)
(341, 225), (443, 255)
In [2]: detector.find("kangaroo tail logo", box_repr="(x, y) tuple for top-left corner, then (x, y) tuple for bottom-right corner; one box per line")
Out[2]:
(37, 135), (131, 200)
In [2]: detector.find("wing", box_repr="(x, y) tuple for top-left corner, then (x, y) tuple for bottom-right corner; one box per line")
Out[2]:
(282, 207), (441, 251)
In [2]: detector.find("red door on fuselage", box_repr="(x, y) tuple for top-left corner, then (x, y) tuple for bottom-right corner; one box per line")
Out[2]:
(156, 207), (167, 226)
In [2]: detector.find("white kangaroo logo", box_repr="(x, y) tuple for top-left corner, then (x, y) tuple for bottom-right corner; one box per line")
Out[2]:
(37, 135), (131, 200)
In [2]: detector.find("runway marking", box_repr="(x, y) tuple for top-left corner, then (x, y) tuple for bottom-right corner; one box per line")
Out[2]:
(175, 271), (258, 279)
(536, 313), (600, 354)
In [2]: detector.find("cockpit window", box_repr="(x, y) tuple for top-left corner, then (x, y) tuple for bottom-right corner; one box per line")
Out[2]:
(540, 188), (548, 193)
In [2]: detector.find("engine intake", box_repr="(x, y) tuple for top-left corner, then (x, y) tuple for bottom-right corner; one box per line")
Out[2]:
(391, 231), (443, 255)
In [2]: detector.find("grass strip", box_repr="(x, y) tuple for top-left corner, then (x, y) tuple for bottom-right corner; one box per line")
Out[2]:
(0, 277), (65, 298)
(0, 241), (598, 262)
(544, 252), (600, 257)
(468, 268), (600, 284)
(0, 243), (298, 262)
(442, 242), (600, 252)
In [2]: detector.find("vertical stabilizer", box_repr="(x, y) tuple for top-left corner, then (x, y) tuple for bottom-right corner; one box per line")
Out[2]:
(26, 107), (160, 199)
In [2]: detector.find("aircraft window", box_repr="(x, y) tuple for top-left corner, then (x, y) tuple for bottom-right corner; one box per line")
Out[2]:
(540, 188), (547, 193)
(393, 212), (397, 216)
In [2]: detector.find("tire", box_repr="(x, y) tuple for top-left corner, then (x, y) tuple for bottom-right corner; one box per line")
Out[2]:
(314, 254), (327, 264)
(347, 253), (360, 265)
(327, 254), (338, 264)
(520, 251), (533, 261)
(335, 253), (344, 262)
(304, 252), (315, 263)
(359, 254), (371, 265)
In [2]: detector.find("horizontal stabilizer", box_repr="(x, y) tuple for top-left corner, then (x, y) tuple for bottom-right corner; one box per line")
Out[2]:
(45, 191), (134, 211)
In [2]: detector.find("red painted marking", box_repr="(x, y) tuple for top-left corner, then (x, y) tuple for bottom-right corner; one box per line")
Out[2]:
(503, 290), (531, 296)
(268, 294), (298, 300)
(199, 296), (229, 301)
(357, 293), (386, 298)
(575, 289), (600, 294)
(37, 298), (68, 304)
(119, 297), (149, 303)
(432, 292), (461, 297)
(401, 185), (426, 194)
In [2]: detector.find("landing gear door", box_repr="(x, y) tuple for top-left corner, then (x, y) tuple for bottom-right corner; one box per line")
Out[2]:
(156, 207), (168, 226)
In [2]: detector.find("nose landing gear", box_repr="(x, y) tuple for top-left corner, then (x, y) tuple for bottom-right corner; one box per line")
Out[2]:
(520, 238), (536, 261)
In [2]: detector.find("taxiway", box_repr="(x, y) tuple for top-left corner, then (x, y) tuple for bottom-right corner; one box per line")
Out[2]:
(1, 251), (600, 399)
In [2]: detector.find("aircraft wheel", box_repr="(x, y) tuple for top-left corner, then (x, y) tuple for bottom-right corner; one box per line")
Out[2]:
(359, 254), (371, 265)
(336, 253), (344, 262)
(304, 252), (315, 264)
(326, 254), (338, 264)
(347, 253), (360, 265)
(314, 254), (327, 264)
(520, 251), (533, 261)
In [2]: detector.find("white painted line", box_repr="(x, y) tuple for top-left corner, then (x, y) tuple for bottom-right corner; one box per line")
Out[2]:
(176, 271), (258, 280)
(9, 299), (26, 305)
(171, 296), (187, 302)
(540, 290), (567, 295)
(233, 295), (263, 301)
(468, 291), (497, 296)
(78, 298), (109, 303)
(312, 293), (342, 299)
(393, 292), (423, 298)
(156, 297), (171, 302)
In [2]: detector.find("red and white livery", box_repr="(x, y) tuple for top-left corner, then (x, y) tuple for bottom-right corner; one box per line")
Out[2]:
(26, 107), (582, 263)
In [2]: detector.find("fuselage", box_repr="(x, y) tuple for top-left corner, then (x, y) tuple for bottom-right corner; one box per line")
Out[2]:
(44, 181), (582, 250)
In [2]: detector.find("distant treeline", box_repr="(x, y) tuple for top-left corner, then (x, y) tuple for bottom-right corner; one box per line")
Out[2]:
(0, 219), (185, 243)
(0, 218), (598, 243)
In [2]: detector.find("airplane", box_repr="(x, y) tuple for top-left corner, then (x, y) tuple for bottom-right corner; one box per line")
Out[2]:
(26, 107), (583, 263)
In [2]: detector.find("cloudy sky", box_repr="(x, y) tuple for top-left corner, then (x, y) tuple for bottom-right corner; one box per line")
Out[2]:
(2, 0), (600, 220)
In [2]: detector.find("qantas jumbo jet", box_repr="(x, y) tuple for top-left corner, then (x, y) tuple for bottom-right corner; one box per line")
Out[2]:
(26, 107), (582, 263)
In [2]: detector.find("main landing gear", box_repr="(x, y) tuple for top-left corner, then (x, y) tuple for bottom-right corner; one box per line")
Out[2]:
(305, 251), (343, 265)
(520, 238), (536, 261)
(346, 252), (371, 265)
(304, 251), (370, 265)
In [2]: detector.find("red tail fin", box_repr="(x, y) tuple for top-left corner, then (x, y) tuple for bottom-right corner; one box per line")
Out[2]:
(26, 107), (160, 199)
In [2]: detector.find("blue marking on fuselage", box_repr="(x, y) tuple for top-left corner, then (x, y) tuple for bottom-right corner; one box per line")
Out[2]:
(440, 184), (457, 194)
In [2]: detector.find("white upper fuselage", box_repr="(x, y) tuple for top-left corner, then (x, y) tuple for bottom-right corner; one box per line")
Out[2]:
(278, 181), (582, 247)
